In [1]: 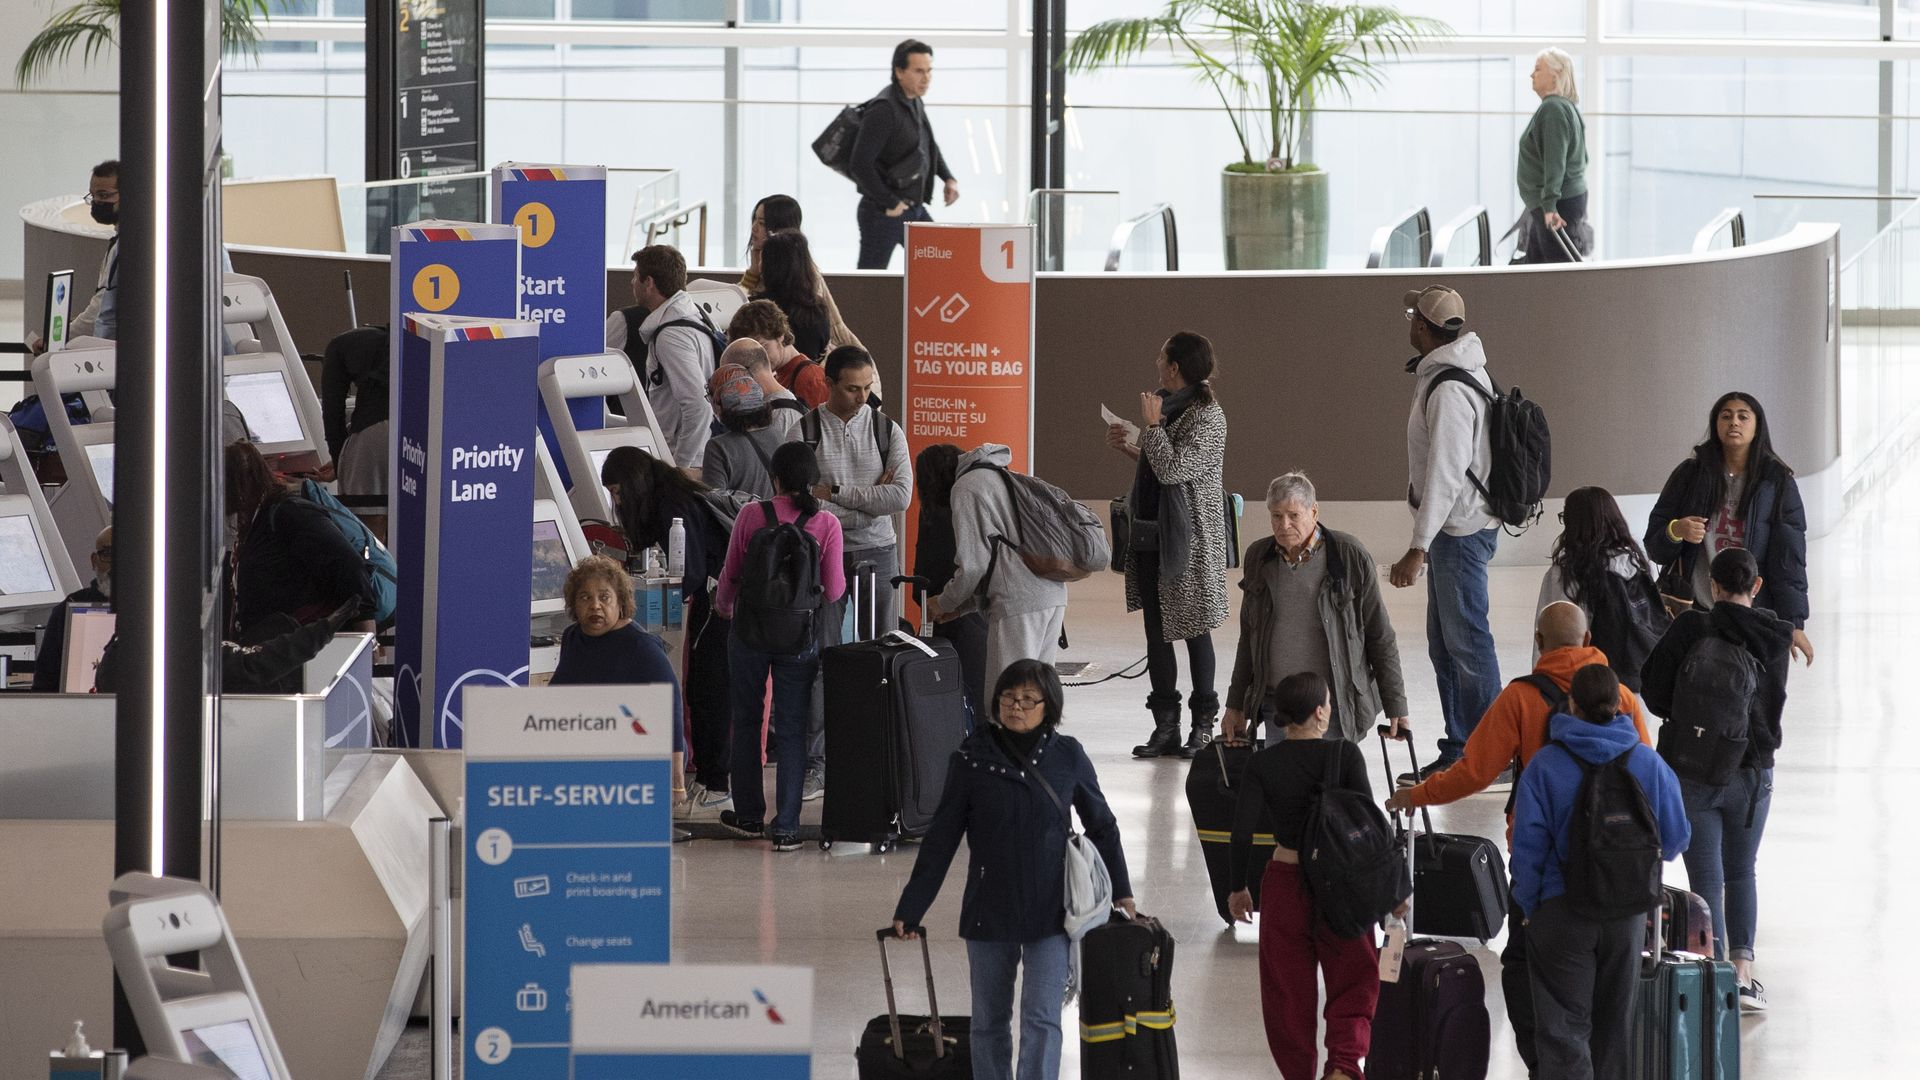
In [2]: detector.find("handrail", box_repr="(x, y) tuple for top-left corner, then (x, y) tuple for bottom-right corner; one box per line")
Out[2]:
(1430, 206), (1491, 267)
(1691, 208), (1746, 254)
(1367, 206), (1432, 269)
(1106, 204), (1178, 272)
(1025, 188), (1121, 221)
(640, 200), (710, 265)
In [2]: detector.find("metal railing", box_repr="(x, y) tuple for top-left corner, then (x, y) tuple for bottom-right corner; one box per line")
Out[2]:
(1028, 188), (1121, 272)
(1107, 203), (1179, 272)
(1367, 206), (1432, 269)
(639, 200), (710, 265)
(1691, 208), (1747, 254)
(1430, 206), (1492, 267)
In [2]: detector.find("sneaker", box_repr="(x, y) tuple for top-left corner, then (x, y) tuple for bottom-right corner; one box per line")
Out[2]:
(718, 810), (765, 839)
(672, 827), (693, 844)
(1482, 766), (1515, 794)
(1739, 978), (1768, 1012)
(801, 768), (826, 802)
(676, 781), (733, 821)
(769, 833), (803, 852)
(1395, 760), (1453, 788)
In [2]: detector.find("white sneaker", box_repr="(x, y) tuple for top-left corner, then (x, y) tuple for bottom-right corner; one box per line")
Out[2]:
(675, 781), (733, 821)
(801, 768), (825, 802)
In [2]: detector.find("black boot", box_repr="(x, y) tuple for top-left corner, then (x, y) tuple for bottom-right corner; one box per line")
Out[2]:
(1132, 706), (1183, 759)
(1176, 706), (1217, 759)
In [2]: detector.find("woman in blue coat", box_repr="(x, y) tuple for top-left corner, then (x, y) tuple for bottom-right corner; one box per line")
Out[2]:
(1644, 391), (1814, 665)
(891, 659), (1136, 1080)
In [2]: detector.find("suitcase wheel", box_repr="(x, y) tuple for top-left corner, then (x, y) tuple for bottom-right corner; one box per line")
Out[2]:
(819, 840), (833, 852)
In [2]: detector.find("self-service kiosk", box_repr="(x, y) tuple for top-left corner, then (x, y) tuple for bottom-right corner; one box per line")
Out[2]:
(30, 340), (116, 575)
(529, 438), (592, 679)
(0, 414), (82, 630)
(536, 349), (672, 525)
(104, 873), (293, 1080)
(219, 273), (331, 475)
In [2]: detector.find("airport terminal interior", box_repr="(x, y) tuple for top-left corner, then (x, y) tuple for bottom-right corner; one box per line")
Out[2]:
(5, 1), (1920, 1078)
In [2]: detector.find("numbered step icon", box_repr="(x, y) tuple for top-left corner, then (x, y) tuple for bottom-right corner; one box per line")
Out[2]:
(473, 1027), (512, 1064)
(475, 827), (513, 865)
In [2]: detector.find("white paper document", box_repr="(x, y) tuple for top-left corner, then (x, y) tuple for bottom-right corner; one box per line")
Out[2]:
(1100, 404), (1140, 448)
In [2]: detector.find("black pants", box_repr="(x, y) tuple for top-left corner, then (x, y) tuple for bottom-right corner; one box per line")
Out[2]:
(1524, 192), (1588, 264)
(685, 590), (732, 791)
(1501, 900), (1540, 1076)
(941, 610), (989, 727)
(1138, 559), (1217, 714)
(856, 201), (933, 270)
(1526, 897), (1642, 1080)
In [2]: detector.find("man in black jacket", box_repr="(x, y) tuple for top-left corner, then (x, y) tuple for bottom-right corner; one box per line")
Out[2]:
(850, 39), (960, 269)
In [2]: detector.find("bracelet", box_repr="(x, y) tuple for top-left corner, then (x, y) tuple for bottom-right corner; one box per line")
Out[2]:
(1665, 519), (1684, 543)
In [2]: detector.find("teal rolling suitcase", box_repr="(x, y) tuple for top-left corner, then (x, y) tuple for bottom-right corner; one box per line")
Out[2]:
(1633, 900), (1742, 1080)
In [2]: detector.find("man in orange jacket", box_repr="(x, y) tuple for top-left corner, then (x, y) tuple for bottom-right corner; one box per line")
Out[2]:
(1385, 600), (1651, 1079)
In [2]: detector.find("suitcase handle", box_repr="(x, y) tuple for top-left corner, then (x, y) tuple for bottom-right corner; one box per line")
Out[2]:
(1376, 725), (1439, 844)
(850, 560), (879, 642)
(893, 573), (934, 636)
(875, 926), (946, 1060)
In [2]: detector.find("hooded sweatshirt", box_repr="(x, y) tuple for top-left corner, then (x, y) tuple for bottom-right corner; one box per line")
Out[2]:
(636, 290), (719, 468)
(935, 444), (1070, 619)
(1405, 644), (1653, 846)
(1510, 711), (1690, 917)
(1406, 333), (1496, 550)
(1639, 600), (1794, 770)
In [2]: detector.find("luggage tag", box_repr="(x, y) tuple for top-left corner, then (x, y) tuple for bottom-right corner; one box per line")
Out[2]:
(1378, 917), (1408, 983)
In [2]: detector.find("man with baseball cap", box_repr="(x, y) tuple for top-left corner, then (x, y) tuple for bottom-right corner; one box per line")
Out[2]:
(1388, 284), (1506, 787)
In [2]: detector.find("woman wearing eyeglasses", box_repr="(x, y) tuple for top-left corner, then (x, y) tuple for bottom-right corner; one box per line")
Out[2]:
(891, 659), (1136, 1080)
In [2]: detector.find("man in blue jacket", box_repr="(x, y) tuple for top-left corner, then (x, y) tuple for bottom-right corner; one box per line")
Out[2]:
(1511, 663), (1689, 1080)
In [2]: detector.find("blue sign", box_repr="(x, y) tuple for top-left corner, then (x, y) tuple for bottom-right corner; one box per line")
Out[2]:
(492, 164), (609, 489)
(464, 686), (675, 1080)
(570, 963), (813, 1079)
(392, 315), (541, 748)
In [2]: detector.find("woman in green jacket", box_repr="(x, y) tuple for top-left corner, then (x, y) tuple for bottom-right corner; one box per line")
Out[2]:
(1518, 47), (1588, 263)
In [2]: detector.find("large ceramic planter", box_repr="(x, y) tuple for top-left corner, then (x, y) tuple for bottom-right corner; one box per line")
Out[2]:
(1221, 168), (1329, 270)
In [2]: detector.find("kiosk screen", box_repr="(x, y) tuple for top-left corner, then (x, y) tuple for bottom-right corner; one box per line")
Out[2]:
(182, 1018), (274, 1080)
(531, 518), (571, 603)
(225, 370), (306, 445)
(0, 515), (54, 595)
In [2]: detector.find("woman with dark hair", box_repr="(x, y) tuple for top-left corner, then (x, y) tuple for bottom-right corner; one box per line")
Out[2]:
(1536, 486), (1668, 688)
(911, 442), (989, 719)
(1228, 671), (1398, 1080)
(225, 440), (376, 643)
(751, 231), (831, 363)
(741, 194), (868, 373)
(892, 659), (1135, 1080)
(1106, 330), (1231, 759)
(1644, 392), (1813, 664)
(600, 445), (735, 818)
(715, 441), (846, 851)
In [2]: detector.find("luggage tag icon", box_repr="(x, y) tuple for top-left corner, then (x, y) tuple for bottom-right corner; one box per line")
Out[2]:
(1378, 919), (1408, 983)
(515, 982), (549, 1012)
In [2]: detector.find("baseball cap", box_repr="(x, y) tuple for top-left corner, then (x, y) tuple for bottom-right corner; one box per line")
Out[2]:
(715, 371), (766, 416)
(1403, 285), (1466, 329)
(707, 362), (749, 401)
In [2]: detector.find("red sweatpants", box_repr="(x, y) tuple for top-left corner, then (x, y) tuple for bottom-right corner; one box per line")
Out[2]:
(1258, 860), (1381, 1080)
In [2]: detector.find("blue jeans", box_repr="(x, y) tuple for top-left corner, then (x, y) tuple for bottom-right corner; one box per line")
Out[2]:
(726, 633), (819, 835)
(1679, 766), (1773, 962)
(1425, 527), (1502, 762)
(966, 934), (1071, 1080)
(856, 201), (933, 269)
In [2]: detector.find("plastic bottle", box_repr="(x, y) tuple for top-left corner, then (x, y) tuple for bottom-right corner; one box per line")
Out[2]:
(666, 517), (686, 576)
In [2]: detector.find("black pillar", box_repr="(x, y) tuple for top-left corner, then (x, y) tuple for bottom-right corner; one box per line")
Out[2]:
(114, 0), (225, 1048)
(1030, 0), (1068, 267)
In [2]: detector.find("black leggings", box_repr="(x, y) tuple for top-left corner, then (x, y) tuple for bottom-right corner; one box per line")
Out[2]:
(1138, 560), (1217, 714)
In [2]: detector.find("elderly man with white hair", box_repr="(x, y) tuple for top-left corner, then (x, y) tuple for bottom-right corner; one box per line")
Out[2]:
(1222, 472), (1410, 744)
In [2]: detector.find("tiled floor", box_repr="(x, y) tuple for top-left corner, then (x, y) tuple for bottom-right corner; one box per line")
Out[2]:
(640, 464), (1918, 1078)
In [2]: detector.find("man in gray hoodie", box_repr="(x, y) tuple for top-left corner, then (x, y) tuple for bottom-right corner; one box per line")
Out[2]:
(927, 443), (1069, 701)
(1389, 285), (1503, 784)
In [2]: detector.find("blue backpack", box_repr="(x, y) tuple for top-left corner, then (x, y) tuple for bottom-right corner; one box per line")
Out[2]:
(295, 478), (397, 624)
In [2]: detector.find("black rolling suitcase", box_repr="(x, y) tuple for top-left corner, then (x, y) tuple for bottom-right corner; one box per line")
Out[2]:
(858, 928), (972, 1079)
(1383, 730), (1509, 942)
(1078, 910), (1179, 1079)
(822, 569), (970, 848)
(1184, 740), (1274, 926)
(1370, 727), (1491, 1080)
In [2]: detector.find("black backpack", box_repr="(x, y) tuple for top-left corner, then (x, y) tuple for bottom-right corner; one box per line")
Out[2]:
(1554, 741), (1663, 920)
(812, 101), (871, 179)
(1580, 568), (1669, 693)
(625, 306), (725, 391)
(1658, 634), (1759, 785)
(1301, 747), (1410, 939)
(732, 502), (824, 655)
(1423, 368), (1551, 532)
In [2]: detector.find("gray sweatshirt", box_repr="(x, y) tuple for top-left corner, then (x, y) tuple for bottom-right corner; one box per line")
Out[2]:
(935, 444), (1070, 619)
(1406, 333), (1496, 550)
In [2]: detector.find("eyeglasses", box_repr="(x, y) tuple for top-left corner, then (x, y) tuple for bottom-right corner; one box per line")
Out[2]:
(94, 546), (113, 559)
(997, 693), (1046, 712)
(84, 191), (118, 204)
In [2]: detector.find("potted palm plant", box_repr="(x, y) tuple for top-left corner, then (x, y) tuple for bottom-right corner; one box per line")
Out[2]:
(15, 0), (274, 87)
(1064, 0), (1449, 270)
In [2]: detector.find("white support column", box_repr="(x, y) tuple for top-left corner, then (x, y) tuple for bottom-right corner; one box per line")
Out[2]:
(1006, 0), (1027, 222)
(1587, 0), (1608, 255)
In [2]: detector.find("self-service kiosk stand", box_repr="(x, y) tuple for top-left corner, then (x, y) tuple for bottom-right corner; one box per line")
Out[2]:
(103, 873), (293, 1080)
(536, 349), (673, 526)
(219, 273), (331, 476)
(30, 341), (116, 575)
(0, 414), (82, 631)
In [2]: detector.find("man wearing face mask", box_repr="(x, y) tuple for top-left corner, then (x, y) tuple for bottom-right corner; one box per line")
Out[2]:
(31, 526), (113, 691)
(68, 159), (121, 341)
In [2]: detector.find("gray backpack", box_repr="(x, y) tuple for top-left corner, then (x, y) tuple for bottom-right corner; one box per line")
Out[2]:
(968, 464), (1111, 584)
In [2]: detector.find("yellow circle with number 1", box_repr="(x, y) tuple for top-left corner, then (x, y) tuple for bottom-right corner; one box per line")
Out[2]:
(514, 201), (556, 249)
(411, 264), (460, 312)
